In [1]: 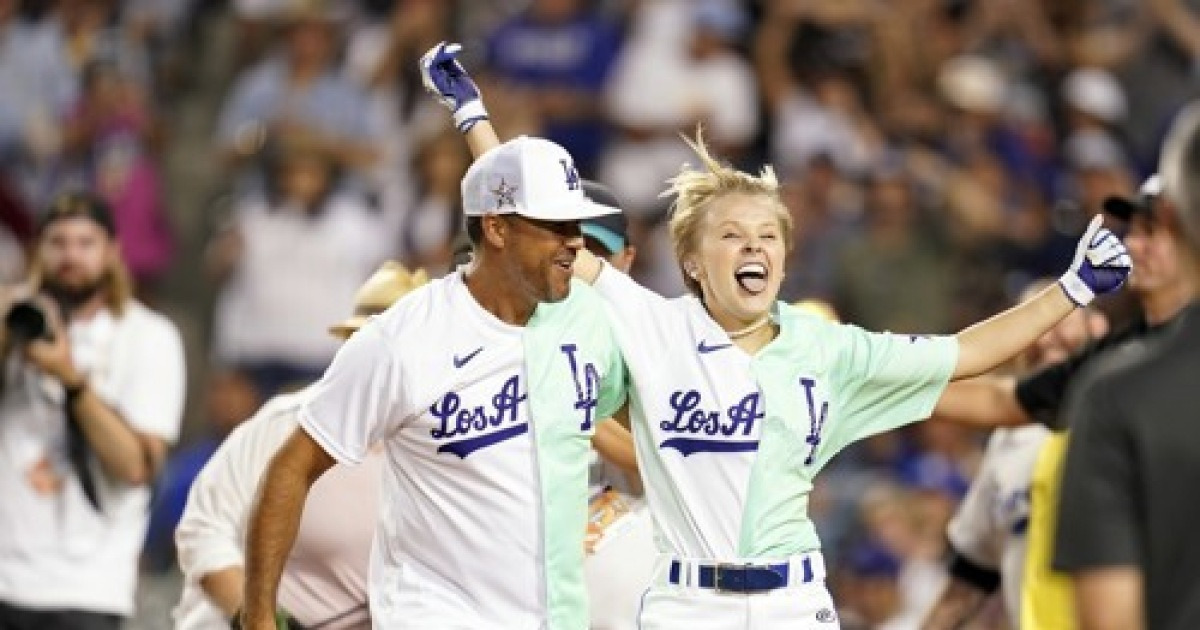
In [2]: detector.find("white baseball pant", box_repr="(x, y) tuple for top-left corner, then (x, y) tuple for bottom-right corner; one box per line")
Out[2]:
(585, 500), (659, 630)
(635, 553), (841, 629)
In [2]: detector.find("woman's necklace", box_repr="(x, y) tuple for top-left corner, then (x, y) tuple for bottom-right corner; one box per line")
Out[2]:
(727, 316), (772, 339)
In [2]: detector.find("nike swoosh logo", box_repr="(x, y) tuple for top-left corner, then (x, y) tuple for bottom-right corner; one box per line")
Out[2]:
(453, 347), (484, 369)
(697, 340), (732, 353)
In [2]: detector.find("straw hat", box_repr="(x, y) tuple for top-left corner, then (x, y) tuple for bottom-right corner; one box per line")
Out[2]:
(792, 298), (839, 323)
(938, 56), (1006, 114)
(329, 262), (429, 339)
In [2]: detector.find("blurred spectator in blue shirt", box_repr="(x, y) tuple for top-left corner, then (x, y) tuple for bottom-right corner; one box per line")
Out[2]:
(217, 4), (384, 193)
(837, 541), (906, 630)
(486, 0), (622, 173)
(0, 0), (77, 210)
(47, 0), (153, 94)
(142, 369), (260, 572)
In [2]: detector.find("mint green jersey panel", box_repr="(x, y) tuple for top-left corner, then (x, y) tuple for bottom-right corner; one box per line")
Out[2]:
(524, 280), (628, 630)
(737, 304), (958, 557)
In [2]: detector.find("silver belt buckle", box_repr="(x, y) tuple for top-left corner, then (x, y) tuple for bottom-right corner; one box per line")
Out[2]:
(713, 562), (741, 593)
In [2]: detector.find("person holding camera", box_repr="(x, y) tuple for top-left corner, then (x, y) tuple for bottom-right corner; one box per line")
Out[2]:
(0, 192), (186, 630)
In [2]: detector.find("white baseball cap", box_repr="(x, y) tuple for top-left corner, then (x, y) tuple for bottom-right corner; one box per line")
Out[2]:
(461, 136), (620, 221)
(1063, 67), (1127, 123)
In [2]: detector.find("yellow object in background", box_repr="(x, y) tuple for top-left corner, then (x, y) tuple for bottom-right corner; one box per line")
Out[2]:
(1020, 432), (1077, 630)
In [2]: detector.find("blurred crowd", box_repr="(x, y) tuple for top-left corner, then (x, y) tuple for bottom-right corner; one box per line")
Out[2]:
(1, 0), (1198, 627)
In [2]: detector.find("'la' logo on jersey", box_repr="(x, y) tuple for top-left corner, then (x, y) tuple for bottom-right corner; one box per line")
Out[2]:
(561, 343), (600, 430)
(799, 377), (827, 466)
(559, 159), (581, 191)
(1000, 487), (1032, 536)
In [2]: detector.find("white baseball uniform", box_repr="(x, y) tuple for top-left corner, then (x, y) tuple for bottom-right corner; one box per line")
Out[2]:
(591, 264), (959, 629)
(174, 390), (381, 629)
(584, 455), (658, 630)
(299, 271), (626, 630)
(946, 424), (1050, 623)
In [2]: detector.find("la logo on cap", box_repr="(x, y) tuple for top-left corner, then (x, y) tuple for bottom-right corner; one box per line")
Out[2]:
(559, 159), (581, 191)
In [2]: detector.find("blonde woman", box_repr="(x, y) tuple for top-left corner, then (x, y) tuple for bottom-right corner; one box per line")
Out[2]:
(421, 43), (1133, 629)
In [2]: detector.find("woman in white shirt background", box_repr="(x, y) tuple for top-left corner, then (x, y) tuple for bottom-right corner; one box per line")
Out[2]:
(206, 137), (391, 401)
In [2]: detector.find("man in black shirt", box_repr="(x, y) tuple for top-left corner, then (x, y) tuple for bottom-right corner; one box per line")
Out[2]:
(931, 174), (1193, 433)
(921, 173), (1195, 627)
(1054, 103), (1200, 630)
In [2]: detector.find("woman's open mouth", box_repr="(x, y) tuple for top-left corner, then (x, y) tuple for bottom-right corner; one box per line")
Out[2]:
(734, 262), (768, 295)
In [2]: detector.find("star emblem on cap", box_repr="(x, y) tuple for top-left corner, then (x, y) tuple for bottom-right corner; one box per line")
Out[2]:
(492, 178), (518, 209)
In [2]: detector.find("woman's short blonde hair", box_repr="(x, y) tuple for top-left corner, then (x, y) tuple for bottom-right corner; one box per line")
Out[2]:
(664, 129), (793, 295)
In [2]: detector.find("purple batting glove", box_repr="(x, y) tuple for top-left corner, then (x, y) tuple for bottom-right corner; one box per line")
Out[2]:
(1059, 214), (1133, 306)
(420, 41), (487, 132)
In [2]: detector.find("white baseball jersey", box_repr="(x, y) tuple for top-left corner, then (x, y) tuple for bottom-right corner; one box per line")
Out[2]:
(947, 424), (1050, 622)
(592, 264), (958, 559)
(174, 389), (381, 630)
(299, 271), (625, 630)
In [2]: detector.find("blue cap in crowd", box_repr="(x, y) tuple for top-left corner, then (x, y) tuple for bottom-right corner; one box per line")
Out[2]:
(847, 541), (902, 579)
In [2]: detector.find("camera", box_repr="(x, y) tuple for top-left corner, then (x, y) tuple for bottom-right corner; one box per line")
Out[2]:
(5, 300), (53, 344)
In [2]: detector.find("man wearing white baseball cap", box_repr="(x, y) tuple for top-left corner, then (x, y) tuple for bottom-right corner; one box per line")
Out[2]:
(241, 136), (628, 630)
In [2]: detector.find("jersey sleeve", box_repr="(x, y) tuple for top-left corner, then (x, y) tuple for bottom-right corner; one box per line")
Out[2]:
(593, 261), (679, 362)
(594, 317), (628, 422)
(1052, 373), (1141, 571)
(947, 435), (1004, 570)
(592, 260), (670, 315)
(298, 321), (406, 465)
(176, 407), (297, 580)
(828, 328), (959, 450)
